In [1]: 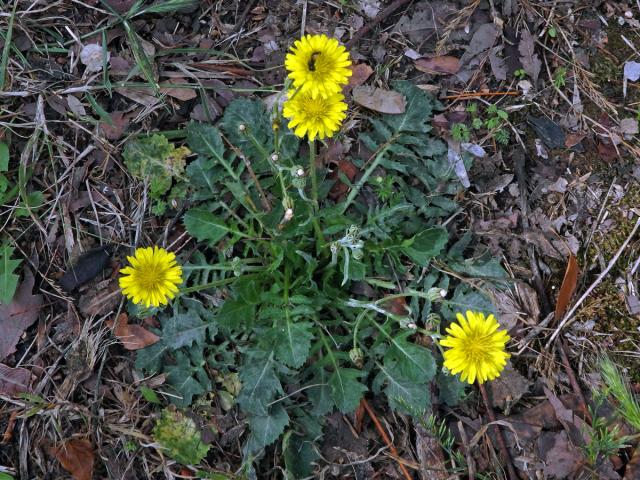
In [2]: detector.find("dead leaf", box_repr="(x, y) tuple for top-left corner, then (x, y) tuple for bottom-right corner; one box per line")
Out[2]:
(0, 364), (31, 395)
(462, 23), (499, 62)
(564, 132), (586, 148)
(66, 95), (86, 116)
(554, 255), (579, 321)
(0, 269), (43, 362)
(539, 431), (582, 479)
(78, 278), (122, 317)
(107, 313), (159, 350)
(345, 63), (374, 92)
(114, 87), (159, 108)
(80, 43), (108, 73)
(352, 86), (406, 114)
(328, 159), (358, 201)
(415, 55), (460, 75)
(51, 438), (95, 480)
(99, 111), (129, 140)
(618, 118), (639, 136)
(518, 29), (542, 84)
(489, 46), (507, 81)
(160, 77), (197, 101)
(485, 362), (530, 410)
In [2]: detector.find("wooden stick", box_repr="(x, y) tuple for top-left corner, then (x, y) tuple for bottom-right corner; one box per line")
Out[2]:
(442, 91), (520, 100)
(361, 398), (413, 480)
(478, 383), (519, 480)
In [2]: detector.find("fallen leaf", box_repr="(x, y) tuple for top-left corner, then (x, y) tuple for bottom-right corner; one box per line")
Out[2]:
(461, 23), (499, 62)
(447, 140), (470, 188)
(78, 278), (122, 317)
(0, 269), (43, 362)
(489, 46), (507, 81)
(352, 86), (406, 114)
(0, 364), (31, 395)
(518, 29), (542, 84)
(345, 63), (374, 92)
(66, 95), (86, 116)
(328, 159), (358, 201)
(618, 117), (639, 136)
(554, 255), (579, 321)
(564, 132), (586, 148)
(51, 438), (95, 480)
(108, 313), (159, 350)
(160, 77), (197, 101)
(59, 245), (113, 292)
(539, 431), (582, 479)
(485, 362), (530, 410)
(527, 116), (565, 149)
(415, 55), (460, 75)
(80, 43), (108, 73)
(114, 87), (159, 108)
(99, 111), (129, 140)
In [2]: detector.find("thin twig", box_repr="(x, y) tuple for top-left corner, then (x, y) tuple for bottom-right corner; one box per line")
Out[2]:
(546, 216), (640, 348)
(442, 91), (519, 100)
(478, 383), (518, 480)
(360, 399), (413, 480)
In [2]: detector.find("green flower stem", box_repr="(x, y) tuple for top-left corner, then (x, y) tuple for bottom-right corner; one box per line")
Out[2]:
(179, 273), (259, 295)
(308, 139), (325, 251)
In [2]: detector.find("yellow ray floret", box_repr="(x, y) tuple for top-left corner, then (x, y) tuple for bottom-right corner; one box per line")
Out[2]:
(285, 34), (352, 99)
(282, 90), (347, 141)
(439, 311), (510, 384)
(119, 246), (183, 308)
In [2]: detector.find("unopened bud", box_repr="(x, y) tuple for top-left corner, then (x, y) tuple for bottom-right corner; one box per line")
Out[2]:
(238, 124), (246, 132)
(427, 287), (447, 302)
(271, 153), (279, 162)
(349, 347), (364, 368)
(284, 208), (294, 222)
(296, 168), (305, 177)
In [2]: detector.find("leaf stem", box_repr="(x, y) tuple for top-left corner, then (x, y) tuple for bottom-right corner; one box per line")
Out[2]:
(308, 139), (325, 252)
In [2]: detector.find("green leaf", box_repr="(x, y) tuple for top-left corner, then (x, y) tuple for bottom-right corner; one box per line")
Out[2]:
(237, 353), (283, 416)
(163, 312), (208, 349)
(186, 122), (225, 160)
(272, 320), (313, 369)
(165, 362), (207, 408)
(308, 366), (334, 416)
(183, 208), (234, 245)
(386, 80), (437, 134)
(329, 368), (366, 412)
(140, 386), (161, 404)
(153, 408), (210, 465)
(218, 298), (255, 330)
(135, 341), (166, 373)
(0, 245), (21, 304)
(283, 429), (320, 479)
(220, 98), (272, 165)
(246, 404), (290, 452)
(401, 227), (448, 265)
(437, 370), (467, 407)
(374, 363), (430, 413)
(384, 333), (436, 383)
(0, 142), (8, 171)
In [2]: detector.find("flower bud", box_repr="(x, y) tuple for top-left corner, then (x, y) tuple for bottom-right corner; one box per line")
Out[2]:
(349, 347), (364, 368)
(238, 124), (246, 132)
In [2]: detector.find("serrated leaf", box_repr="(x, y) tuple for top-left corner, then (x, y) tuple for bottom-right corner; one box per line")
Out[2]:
(163, 312), (208, 349)
(220, 98), (272, 165)
(375, 363), (430, 413)
(153, 408), (210, 465)
(402, 227), (448, 265)
(183, 208), (233, 245)
(384, 333), (436, 383)
(186, 122), (224, 158)
(272, 320), (313, 369)
(237, 353), (283, 416)
(308, 367), (334, 416)
(329, 368), (366, 412)
(0, 245), (21, 304)
(218, 298), (255, 330)
(246, 404), (290, 452)
(165, 360), (207, 408)
(385, 81), (437, 133)
(135, 341), (166, 373)
(437, 371), (467, 406)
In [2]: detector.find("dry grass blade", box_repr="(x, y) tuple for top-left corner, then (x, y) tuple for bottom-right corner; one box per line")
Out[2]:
(0, 1), (17, 91)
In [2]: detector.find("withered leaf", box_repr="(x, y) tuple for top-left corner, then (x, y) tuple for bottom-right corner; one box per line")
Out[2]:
(0, 363), (31, 395)
(99, 111), (129, 140)
(78, 279), (122, 317)
(554, 255), (579, 321)
(51, 438), (95, 480)
(485, 362), (530, 410)
(415, 55), (460, 75)
(345, 63), (374, 92)
(0, 269), (43, 362)
(352, 86), (406, 114)
(108, 313), (159, 350)
(518, 29), (542, 84)
(59, 245), (113, 292)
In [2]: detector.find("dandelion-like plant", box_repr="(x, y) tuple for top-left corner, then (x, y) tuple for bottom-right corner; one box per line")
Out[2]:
(440, 310), (510, 384)
(119, 246), (183, 308)
(282, 90), (347, 141)
(285, 33), (352, 99)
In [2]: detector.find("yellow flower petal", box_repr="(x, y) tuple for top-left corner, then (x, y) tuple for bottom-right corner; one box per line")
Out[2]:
(119, 246), (183, 308)
(282, 90), (347, 140)
(439, 310), (510, 385)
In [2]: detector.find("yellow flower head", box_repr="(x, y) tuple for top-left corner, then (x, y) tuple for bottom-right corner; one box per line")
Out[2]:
(282, 90), (347, 140)
(440, 311), (510, 384)
(285, 34), (352, 99)
(119, 246), (183, 308)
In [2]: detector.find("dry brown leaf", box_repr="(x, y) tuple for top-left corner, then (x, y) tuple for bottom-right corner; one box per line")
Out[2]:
(78, 278), (122, 317)
(99, 111), (129, 140)
(160, 77), (197, 101)
(0, 269), (43, 362)
(352, 86), (405, 114)
(554, 255), (579, 321)
(414, 55), (460, 75)
(51, 438), (95, 480)
(328, 159), (358, 201)
(107, 313), (159, 350)
(518, 29), (541, 84)
(0, 364), (31, 395)
(345, 63), (374, 92)
(485, 362), (530, 410)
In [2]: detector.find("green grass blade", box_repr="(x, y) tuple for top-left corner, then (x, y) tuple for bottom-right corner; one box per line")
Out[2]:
(0, 1), (17, 91)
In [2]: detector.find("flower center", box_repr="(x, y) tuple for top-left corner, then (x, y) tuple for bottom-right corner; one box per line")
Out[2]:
(461, 334), (493, 363)
(301, 97), (328, 121)
(137, 264), (167, 291)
